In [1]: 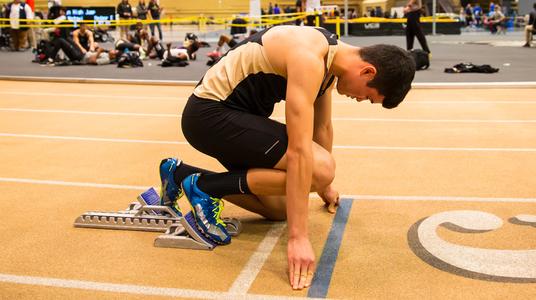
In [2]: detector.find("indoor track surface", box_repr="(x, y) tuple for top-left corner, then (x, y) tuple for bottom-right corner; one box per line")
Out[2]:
(0, 80), (535, 299)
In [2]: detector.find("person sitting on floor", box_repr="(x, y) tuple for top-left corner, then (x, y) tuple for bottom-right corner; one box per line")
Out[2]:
(486, 5), (506, 34)
(72, 22), (98, 54)
(162, 41), (200, 61)
(46, 37), (119, 65)
(212, 29), (258, 55)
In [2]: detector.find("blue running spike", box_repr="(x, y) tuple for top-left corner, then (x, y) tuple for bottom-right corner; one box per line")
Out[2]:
(182, 173), (231, 245)
(159, 158), (183, 216)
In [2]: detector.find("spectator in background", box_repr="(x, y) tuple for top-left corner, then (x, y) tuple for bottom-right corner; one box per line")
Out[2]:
(41, 6), (70, 40)
(47, 0), (61, 19)
(523, 2), (536, 47)
(148, 0), (163, 41)
(304, 0), (322, 26)
(487, 4), (505, 34)
(473, 3), (482, 27)
(136, 0), (148, 24)
(489, 1), (495, 15)
(117, 0), (132, 40)
(268, 2), (273, 14)
(47, 0), (61, 10)
(273, 3), (281, 14)
(465, 3), (473, 26)
(284, 5), (291, 14)
(404, 0), (430, 54)
(8, 0), (33, 51)
(295, 0), (302, 12)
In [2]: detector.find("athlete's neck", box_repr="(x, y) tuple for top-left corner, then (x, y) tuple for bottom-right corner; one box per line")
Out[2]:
(330, 42), (363, 78)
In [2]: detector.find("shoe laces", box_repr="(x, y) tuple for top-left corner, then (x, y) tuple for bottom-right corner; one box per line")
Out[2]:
(210, 197), (226, 227)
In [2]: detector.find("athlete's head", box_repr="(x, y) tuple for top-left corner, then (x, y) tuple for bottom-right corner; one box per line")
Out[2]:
(336, 44), (415, 109)
(79, 22), (87, 32)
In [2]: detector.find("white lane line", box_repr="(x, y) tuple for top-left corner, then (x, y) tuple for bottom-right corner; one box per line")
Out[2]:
(317, 194), (536, 203)
(3, 133), (536, 152)
(4, 108), (536, 124)
(1, 91), (535, 105)
(412, 82), (536, 88)
(332, 145), (536, 152)
(0, 108), (180, 118)
(0, 177), (148, 190)
(0, 133), (188, 145)
(273, 116), (536, 123)
(0, 273), (322, 300)
(0, 91), (183, 101)
(2, 177), (535, 203)
(332, 100), (536, 104)
(229, 223), (286, 294)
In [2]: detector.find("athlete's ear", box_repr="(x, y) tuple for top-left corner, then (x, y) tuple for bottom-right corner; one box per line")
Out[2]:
(359, 65), (377, 80)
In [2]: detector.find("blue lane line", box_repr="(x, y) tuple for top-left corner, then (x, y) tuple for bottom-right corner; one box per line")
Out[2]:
(307, 198), (353, 298)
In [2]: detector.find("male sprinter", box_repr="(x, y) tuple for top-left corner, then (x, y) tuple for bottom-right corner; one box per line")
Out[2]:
(159, 25), (415, 290)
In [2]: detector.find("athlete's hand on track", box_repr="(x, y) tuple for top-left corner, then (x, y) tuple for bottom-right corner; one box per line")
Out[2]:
(288, 237), (315, 290)
(318, 185), (340, 213)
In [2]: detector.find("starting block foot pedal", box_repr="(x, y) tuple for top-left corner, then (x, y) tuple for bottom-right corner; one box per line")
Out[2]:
(154, 212), (217, 250)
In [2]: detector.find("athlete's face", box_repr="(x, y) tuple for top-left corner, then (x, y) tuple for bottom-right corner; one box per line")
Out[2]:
(336, 65), (385, 105)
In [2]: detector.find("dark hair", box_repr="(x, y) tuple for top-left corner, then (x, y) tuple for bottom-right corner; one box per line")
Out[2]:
(359, 44), (416, 109)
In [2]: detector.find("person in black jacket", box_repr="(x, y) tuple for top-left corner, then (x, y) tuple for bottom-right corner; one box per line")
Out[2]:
(148, 0), (163, 40)
(404, 0), (430, 54)
(136, 0), (148, 29)
(117, 0), (132, 39)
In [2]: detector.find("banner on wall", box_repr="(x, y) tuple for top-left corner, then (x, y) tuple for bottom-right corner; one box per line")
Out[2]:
(65, 6), (116, 25)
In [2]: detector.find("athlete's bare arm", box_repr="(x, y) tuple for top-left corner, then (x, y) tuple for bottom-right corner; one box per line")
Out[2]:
(72, 30), (86, 54)
(88, 31), (96, 52)
(313, 86), (340, 212)
(263, 26), (330, 290)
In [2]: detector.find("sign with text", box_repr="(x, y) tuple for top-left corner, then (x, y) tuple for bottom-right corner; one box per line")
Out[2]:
(65, 6), (116, 25)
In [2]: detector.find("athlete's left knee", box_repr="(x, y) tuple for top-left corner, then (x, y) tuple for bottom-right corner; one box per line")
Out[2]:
(312, 150), (335, 190)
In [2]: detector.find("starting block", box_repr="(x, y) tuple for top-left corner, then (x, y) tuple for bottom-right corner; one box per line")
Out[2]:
(74, 187), (242, 250)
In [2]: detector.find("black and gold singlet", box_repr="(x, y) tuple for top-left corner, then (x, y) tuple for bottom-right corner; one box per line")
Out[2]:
(193, 27), (338, 117)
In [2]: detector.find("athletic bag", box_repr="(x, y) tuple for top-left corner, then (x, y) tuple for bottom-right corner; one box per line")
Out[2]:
(409, 49), (430, 70)
(117, 52), (144, 68)
(33, 39), (55, 63)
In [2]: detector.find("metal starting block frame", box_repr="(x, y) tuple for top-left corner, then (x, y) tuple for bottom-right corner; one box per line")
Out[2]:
(73, 187), (242, 250)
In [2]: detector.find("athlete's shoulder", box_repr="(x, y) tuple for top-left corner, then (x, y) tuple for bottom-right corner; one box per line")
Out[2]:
(263, 26), (330, 60)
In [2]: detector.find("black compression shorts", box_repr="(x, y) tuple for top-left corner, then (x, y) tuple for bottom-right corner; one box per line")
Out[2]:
(181, 95), (288, 170)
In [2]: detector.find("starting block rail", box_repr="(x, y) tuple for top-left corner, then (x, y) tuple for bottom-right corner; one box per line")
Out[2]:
(73, 187), (241, 250)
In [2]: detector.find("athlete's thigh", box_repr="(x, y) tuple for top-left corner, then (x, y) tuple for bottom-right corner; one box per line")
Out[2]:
(182, 96), (288, 170)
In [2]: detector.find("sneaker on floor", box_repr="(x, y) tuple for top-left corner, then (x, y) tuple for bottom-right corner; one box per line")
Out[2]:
(159, 157), (183, 216)
(207, 50), (222, 59)
(522, 43), (531, 48)
(181, 173), (231, 245)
